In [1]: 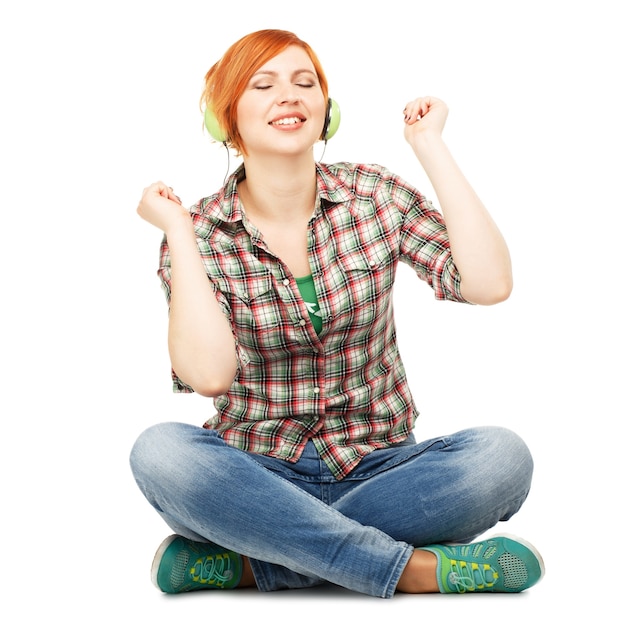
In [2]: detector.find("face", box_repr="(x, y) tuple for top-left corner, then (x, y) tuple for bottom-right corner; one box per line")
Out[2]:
(236, 45), (327, 157)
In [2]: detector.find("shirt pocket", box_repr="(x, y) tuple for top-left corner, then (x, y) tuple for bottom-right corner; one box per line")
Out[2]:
(332, 240), (396, 330)
(213, 273), (282, 349)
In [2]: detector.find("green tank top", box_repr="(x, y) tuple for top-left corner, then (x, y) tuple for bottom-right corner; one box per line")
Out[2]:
(295, 274), (323, 335)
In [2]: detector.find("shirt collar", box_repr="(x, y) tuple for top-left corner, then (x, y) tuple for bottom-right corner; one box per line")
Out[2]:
(315, 162), (355, 207)
(209, 162), (355, 223)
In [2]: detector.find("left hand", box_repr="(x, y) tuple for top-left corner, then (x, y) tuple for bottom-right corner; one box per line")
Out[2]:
(403, 96), (448, 145)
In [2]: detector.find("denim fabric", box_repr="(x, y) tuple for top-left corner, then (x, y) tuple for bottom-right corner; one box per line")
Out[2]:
(130, 424), (532, 598)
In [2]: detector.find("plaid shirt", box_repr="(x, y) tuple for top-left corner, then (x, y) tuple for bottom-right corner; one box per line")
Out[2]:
(158, 162), (467, 479)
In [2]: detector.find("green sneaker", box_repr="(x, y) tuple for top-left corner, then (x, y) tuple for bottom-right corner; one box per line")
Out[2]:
(151, 535), (243, 593)
(421, 535), (545, 593)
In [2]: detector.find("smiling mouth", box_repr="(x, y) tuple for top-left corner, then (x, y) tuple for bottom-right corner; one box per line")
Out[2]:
(270, 116), (305, 126)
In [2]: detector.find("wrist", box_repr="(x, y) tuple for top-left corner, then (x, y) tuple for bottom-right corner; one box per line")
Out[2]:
(164, 212), (195, 241)
(409, 129), (446, 154)
(410, 134), (454, 175)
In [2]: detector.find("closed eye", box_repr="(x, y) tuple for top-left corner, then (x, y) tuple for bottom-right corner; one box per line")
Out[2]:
(254, 83), (314, 90)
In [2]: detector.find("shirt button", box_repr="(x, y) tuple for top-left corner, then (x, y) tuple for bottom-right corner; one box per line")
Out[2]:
(313, 387), (320, 394)
(283, 278), (290, 286)
(299, 319), (307, 326)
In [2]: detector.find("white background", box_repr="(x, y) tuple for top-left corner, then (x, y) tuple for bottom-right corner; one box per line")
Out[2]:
(1, 0), (623, 622)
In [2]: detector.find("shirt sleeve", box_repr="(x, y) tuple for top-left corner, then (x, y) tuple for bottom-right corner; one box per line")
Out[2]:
(386, 169), (468, 303)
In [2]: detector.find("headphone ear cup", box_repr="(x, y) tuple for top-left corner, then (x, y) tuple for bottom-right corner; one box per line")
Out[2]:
(204, 106), (228, 143)
(323, 98), (341, 140)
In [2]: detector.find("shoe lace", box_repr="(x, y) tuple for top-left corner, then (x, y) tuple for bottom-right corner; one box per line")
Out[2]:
(190, 553), (235, 588)
(447, 558), (498, 593)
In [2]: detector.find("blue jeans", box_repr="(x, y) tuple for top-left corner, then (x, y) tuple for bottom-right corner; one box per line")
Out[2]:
(129, 423), (533, 598)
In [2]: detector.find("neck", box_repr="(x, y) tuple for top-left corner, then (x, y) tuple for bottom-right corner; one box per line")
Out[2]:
(239, 152), (317, 222)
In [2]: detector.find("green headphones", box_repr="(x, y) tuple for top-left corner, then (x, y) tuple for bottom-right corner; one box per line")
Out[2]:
(203, 98), (341, 143)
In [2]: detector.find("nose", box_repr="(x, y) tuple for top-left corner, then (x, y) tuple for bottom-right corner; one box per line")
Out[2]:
(276, 82), (299, 104)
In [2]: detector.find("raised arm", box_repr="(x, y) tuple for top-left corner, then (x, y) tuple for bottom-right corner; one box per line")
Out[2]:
(403, 97), (513, 305)
(137, 182), (237, 396)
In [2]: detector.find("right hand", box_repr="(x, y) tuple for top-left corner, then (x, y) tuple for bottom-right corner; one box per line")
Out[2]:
(136, 181), (189, 233)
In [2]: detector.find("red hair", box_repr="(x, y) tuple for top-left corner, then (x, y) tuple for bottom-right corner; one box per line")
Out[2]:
(201, 29), (329, 155)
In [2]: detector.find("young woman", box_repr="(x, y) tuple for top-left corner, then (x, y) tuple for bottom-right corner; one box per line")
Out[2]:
(131, 29), (544, 598)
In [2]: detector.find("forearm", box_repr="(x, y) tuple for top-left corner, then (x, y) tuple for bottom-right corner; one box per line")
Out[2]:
(411, 134), (513, 305)
(166, 221), (238, 396)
